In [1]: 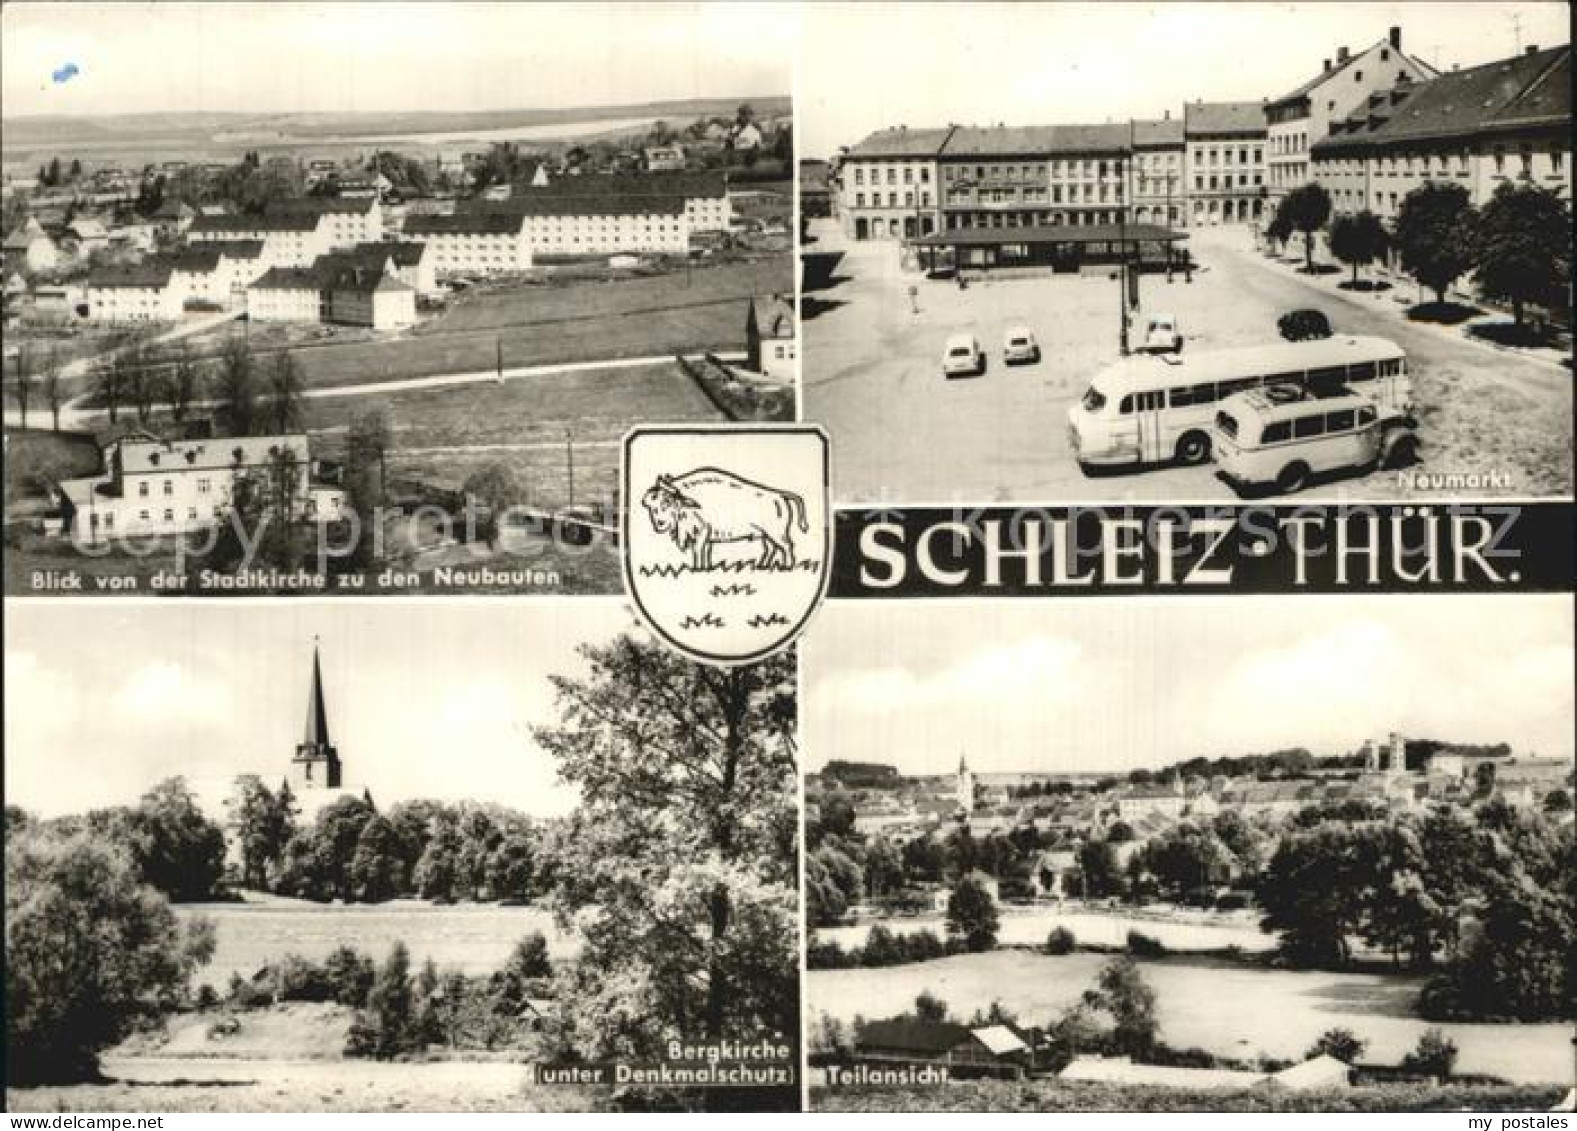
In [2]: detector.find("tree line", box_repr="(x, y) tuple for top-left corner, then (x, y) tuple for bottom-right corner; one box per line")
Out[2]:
(1270, 179), (1572, 330)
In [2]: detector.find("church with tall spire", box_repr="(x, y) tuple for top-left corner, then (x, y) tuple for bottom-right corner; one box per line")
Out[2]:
(292, 639), (343, 789)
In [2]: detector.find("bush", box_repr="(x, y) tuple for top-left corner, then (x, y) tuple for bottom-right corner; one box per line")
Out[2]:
(5, 827), (216, 1083)
(1045, 926), (1076, 955)
(1126, 930), (1168, 958)
(1401, 1028), (1459, 1079)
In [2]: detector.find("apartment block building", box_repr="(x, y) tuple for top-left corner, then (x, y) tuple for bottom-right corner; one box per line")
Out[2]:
(404, 211), (533, 274)
(1311, 43), (1571, 219)
(529, 171), (733, 232)
(187, 212), (333, 268)
(1267, 27), (1437, 201)
(513, 193), (690, 255)
(84, 264), (183, 322)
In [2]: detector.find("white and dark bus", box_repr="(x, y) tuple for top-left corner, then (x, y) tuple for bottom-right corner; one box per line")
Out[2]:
(1066, 335), (1411, 471)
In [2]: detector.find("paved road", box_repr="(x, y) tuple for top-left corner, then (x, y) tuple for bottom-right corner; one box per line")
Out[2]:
(803, 220), (1571, 503)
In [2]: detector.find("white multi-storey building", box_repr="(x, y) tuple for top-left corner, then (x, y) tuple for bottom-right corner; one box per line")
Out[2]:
(514, 195), (690, 255)
(404, 212), (532, 274)
(187, 212), (333, 268)
(1267, 27), (1437, 202)
(57, 433), (318, 544)
(837, 125), (952, 240)
(84, 264), (183, 323)
(1311, 43), (1571, 219)
(1183, 100), (1269, 225)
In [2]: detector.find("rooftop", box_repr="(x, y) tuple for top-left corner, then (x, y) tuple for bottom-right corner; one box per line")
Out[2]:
(749, 293), (796, 339)
(1184, 100), (1269, 136)
(405, 212), (524, 235)
(944, 123), (1131, 157)
(855, 1018), (972, 1054)
(845, 126), (957, 160)
(114, 434), (310, 475)
(1314, 44), (1571, 153)
(916, 222), (1186, 247)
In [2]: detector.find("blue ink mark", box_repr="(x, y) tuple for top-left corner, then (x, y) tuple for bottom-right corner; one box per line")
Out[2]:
(52, 63), (80, 85)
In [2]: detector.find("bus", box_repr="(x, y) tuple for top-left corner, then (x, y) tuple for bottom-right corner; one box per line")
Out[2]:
(1066, 335), (1411, 471)
(1213, 384), (1418, 494)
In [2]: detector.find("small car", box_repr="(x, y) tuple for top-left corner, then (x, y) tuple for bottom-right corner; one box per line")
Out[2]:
(1003, 326), (1041, 365)
(1277, 308), (1333, 342)
(1139, 314), (1182, 353)
(943, 333), (985, 377)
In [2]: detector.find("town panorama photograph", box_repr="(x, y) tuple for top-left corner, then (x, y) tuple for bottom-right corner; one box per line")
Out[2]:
(4, 601), (801, 1112)
(798, 2), (1572, 503)
(802, 596), (1574, 1111)
(1, 2), (796, 597)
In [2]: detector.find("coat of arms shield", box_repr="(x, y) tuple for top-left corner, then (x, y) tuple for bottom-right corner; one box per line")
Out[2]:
(622, 424), (831, 665)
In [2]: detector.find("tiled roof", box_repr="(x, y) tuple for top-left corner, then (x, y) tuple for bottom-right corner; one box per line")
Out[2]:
(204, 239), (266, 259)
(191, 213), (323, 234)
(405, 212), (524, 235)
(845, 126), (956, 159)
(1061, 1055), (1264, 1089)
(971, 1026), (1029, 1057)
(271, 196), (379, 217)
(169, 247), (223, 272)
(1314, 46), (1570, 153)
(116, 434), (309, 475)
(533, 170), (727, 200)
(1184, 100), (1268, 136)
(352, 240), (427, 266)
(251, 266), (325, 291)
(1132, 118), (1185, 147)
(503, 194), (686, 217)
(944, 123), (1130, 156)
(856, 1018), (971, 1054)
(87, 264), (174, 288)
(749, 294), (795, 339)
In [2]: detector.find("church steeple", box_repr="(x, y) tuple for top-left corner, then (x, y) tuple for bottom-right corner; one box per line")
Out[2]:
(292, 638), (342, 789)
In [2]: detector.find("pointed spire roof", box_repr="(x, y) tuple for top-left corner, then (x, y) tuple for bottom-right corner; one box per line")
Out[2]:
(959, 754), (969, 774)
(303, 638), (331, 749)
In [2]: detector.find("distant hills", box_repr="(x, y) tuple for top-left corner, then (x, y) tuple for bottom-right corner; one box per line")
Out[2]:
(2, 96), (792, 156)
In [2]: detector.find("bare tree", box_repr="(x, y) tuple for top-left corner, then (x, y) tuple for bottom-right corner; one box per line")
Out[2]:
(168, 342), (201, 424)
(12, 344), (33, 427)
(42, 349), (63, 432)
(266, 350), (305, 433)
(93, 354), (124, 425)
(347, 409), (392, 499)
(214, 336), (258, 436)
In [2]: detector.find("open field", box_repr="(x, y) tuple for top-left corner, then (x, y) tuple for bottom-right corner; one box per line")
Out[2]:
(169, 256), (794, 392)
(7, 1058), (585, 1113)
(812, 1079), (1569, 1113)
(808, 951), (1573, 1085)
(176, 898), (575, 991)
(802, 219), (1573, 501)
(815, 905), (1273, 954)
(305, 358), (720, 506)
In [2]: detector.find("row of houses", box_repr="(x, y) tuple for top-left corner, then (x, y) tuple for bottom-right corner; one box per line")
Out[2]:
(832, 30), (1569, 241)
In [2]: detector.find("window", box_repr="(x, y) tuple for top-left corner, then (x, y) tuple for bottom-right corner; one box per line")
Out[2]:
(1293, 415), (1325, 439)
(1348, 361), (1377, 382)
(903, 167), (913, 184)
(162, 508), (175, 522)
(139, 509), (150, 522)
(1262, 421), (1291, 444)
(163, 479), (173, 495)
(1327, 408), (1356, 432)
(1358, 405), (1377, 426)
(138, 481), (150, 497)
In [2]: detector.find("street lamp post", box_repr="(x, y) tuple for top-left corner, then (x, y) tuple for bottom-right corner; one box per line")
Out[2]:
(565, 428), (575, 507)
(1118, 156), (1130, 356)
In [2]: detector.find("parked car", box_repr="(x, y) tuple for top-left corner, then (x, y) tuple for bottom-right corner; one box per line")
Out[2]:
(1003, 325), (1041, 365)
(1277, 308), (1333, 342)
(1139, 313), (1182, 353)
(943, 332), (986, 377)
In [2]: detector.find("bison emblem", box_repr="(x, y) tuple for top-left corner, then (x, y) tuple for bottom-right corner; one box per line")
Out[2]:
(641, 468), (808, 571)
(623, 426), (830, 666)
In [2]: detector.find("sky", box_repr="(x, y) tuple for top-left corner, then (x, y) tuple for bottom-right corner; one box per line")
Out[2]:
(4, 599), (645, 819)
(804, 596), (1574, 777)
(798, 1), (1572, 158)
(1, 1), (792, 118)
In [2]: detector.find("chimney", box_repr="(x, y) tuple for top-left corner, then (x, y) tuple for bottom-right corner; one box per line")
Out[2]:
(1163, 109), (1170, 120)
(1323, 58), (1332, 72)
(1525, 44), (1539, 55)
(1337, 45), (1350, 63)
(1389, 25), (1401, 50)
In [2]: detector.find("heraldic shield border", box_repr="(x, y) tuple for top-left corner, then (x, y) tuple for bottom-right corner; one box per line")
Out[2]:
(621, 424), (833, 667)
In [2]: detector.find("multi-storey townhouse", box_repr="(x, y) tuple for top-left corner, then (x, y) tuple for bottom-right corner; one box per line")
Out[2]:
(939, 124), (1133, 230)
(84, 264), (183, 323)
(1267, 27), (1437, 202)
(1129, 116), (1187, 227)
(837, 126), (952, 240)
(1183, 100), (1269, 225)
